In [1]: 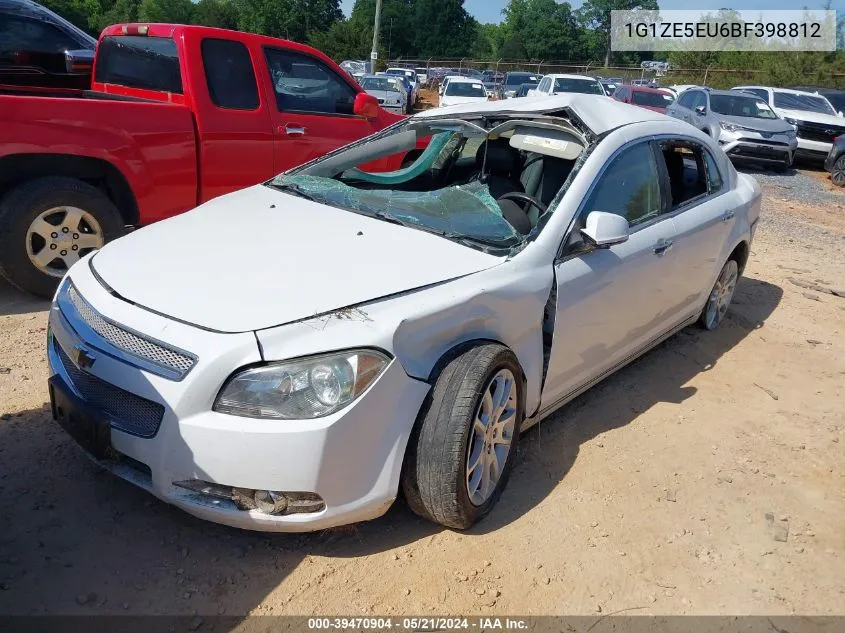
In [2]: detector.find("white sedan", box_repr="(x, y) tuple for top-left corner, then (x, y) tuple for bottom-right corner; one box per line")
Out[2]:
(529, 73), (607, 97)
(47, 94), (761, 532)
(439, 77), (489, 107)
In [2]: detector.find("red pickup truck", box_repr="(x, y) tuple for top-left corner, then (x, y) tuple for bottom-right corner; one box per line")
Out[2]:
(0, 23), (406, 296)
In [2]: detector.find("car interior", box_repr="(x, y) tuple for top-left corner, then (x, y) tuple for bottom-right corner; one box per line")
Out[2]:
(661, 142), (709, 207)
(289, 118), (588, 238)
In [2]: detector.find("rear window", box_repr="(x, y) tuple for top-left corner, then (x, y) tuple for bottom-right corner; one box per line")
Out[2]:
(631, 90), (674, 108)
(94, 35), (182, 94)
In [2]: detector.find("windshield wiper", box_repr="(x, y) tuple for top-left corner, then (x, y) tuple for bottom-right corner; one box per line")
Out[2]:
(371, 211), (519, 250)
(267, 181), (318, 202)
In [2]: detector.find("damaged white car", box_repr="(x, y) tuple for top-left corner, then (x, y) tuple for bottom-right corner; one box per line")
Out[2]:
(47, 94), (761, 532)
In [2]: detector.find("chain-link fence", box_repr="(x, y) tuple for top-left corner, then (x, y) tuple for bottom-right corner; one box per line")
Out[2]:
(386, 58), (845, 90)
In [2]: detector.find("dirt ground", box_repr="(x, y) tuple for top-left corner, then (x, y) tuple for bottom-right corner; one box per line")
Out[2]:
(1, 170), (844, 620)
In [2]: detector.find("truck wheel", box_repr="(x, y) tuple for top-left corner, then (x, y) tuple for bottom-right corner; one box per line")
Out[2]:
(831, 156), (845, 187)
(0, 177), (125, 297)
(401, 344), (524, 530)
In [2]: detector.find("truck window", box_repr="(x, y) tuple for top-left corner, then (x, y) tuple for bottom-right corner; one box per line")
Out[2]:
(201, 39), (259, 110)
(263, 48), (356, 116)
(94, 36), (182, 94)
(0, 15), (82, 54)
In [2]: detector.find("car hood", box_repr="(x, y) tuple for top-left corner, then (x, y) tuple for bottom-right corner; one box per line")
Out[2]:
(90, 186), (503, 333)
(774, 107), (843, 125)
(441, 96), (489, 106)
(718, 114), (794, 133)
(366, 89), (403, 103)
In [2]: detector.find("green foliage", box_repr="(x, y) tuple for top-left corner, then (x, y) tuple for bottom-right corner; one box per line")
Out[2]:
(191, 0), (239, 29)
(138, 0), (194, 24)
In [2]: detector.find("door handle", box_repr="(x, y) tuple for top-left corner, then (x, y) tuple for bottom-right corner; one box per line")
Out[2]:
(722, 211), (736, 222)
(280, 124), (306, 136)
(653, 239), (674, 256)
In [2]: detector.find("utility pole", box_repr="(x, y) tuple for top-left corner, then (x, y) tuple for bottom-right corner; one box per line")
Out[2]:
(370, 0), (383, 74)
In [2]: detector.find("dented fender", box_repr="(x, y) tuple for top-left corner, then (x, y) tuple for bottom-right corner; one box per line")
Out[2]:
(255, 259), (555, 417)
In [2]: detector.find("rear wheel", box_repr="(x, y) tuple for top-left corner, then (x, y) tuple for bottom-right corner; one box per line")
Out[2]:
(0, 177), (126, 297)
(831, 156), (845, 187)
(699, 259), (739, 331)
(402, 344), (524, 529)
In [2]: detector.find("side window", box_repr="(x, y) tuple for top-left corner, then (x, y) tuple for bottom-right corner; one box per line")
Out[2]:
(584, 142), (663, 227)
(743, 88), (768, 101)
(538, 77), (549, 92)
(677, 91), (694, 108)
(703, 149), (723, 192)
(264, 48), (356, 116)
(202, 39), (259, 110)
(689, 91), (705, 110)
(659, 141), (710, 209)
(0, 16), (81, 54)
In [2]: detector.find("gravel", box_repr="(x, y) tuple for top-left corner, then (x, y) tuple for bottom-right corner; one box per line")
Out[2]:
(737, 164), (845, 208)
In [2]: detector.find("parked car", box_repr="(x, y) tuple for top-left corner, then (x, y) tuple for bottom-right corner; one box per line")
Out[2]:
(438, 74), (464, 96)
(529, 74), (606, 97)
(600, 80), (617, 96)
(339, 59), (366, 82)
(47, 93), (760, 532)
(385, 67), (419, 105)
(732, 86), (845, 161)
(0, 0), (96, 90)
(438, 76), (488, 107)
(414, 67), (428, 87)
(381, 73), (415, 113)
(824, 135), (845, 186)
(663, 84), (699, 99)
(500, 71), (541, 98)
(358, 74), (406, 114)
(0, 23), (406, 296)
(613, 84), (674, 113)
(515, 82), (539, 98)
(667, 88), (796, 169)
(790, 86), (845, 115)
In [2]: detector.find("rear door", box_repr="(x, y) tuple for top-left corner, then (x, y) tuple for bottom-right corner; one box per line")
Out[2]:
(541, 140), (679, 411)
(190, 35), (275, 203)
(261, 47), (379, 173)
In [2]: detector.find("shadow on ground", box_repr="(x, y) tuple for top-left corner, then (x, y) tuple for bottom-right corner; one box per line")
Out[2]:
(0, 279), (50, 317)
(0, 276), (782, 620)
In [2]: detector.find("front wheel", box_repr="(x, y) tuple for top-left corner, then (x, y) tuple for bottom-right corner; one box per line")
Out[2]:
(831, 156), (845, 187)
(401, 344), (524, 529)
(699, 258), (739, 331)
(0, 177), (125, 297)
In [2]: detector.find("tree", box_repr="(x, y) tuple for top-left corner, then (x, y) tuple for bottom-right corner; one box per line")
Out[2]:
(40, 0), (104, 34)
(234, 0), (341, 42)
(138, 0), (194, 24)
(91, 0), (140, 32)
(577, 0), (658, 67)
(412, 0), (475, 57)
(192, 0), (239, 29)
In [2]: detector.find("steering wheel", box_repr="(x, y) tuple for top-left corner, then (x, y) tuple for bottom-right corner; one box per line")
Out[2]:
(497, 192), (548, 215)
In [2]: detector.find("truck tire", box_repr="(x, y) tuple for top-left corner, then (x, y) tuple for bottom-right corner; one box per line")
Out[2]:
(0, 177), (126, 297)
(401, 344), (524, 529)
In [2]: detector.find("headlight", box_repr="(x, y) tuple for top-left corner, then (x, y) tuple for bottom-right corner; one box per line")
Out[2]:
(783, 117), (798, 129)
(785, 129), (796, 139)
(214, 349), (391, 420)
(720, 121), (739, 131)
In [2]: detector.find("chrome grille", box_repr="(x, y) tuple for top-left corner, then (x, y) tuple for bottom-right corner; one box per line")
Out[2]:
(55, 339), (165, 438)
(65, 283), (195, 377)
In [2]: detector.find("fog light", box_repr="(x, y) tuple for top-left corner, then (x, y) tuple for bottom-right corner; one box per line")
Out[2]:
(173, 480), (325, 515)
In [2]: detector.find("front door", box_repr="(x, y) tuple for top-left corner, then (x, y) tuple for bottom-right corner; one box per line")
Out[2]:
(261, 47), (378, 173)
(541, 141), (679, 412)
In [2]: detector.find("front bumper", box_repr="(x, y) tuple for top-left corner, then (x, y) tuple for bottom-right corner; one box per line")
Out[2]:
(47, 265), (430, 532)
(719, 130), (796, 165)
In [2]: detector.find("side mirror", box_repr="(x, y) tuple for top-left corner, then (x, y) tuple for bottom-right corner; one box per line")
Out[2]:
(353, 92), (380, 119)
(580, 211), (630, 248)
(65, 49), (94, 75)
(694, 105), (706, 116)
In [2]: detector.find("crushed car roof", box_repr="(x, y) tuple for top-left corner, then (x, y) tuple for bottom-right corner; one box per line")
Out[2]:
(415, 93), (668, 136)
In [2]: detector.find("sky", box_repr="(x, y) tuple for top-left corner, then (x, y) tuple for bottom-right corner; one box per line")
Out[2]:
(340, 0), (843, 25)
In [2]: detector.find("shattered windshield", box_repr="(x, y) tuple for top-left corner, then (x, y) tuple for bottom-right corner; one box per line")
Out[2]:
(268, 117), (587, 252)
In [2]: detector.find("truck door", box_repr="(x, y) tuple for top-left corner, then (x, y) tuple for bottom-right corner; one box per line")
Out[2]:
(259, 47), (380, 173)
(190, 36), (275, 203)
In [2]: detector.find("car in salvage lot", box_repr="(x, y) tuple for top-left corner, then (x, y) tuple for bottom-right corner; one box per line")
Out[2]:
(358, 74), (407, 114)
(0, 23), (405, 298)
(438, 76), (489, 107)
(47, 94), (761, 532)
(731, 85), (845, 162)
(823, 134), (845, 186)
(529, 73), (606, 97)
(666, 88), (797, 169)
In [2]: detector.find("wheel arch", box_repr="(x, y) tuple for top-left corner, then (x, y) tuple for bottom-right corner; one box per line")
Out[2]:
(0, 154), (138, 226)
(728, 239), (750, 274)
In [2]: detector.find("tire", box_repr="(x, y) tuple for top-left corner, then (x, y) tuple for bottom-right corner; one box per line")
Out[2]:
(401, 344), (524, 529)
(0, 177), (126, 297)
(698, 258), (740, 331)
(831, 156), (845, 187)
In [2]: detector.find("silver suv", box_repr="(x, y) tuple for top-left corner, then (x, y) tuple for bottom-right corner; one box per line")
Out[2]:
(666, 88), (797, 169)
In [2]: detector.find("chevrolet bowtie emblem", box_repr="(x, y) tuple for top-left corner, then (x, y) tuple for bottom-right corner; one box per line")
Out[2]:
(72, 346), (96, 370)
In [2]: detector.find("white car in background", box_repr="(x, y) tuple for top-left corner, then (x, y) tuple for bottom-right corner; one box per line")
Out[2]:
(385, 67), (419, 105)
(414, 67), (429, 87)
(438, 77), (489, 107)
(732, 86), (845, 160)
(529, 74), (606, 97)
(358, 74), (407, 114)
(665, 84), (700, 98)
(47, 94), (760, 533)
